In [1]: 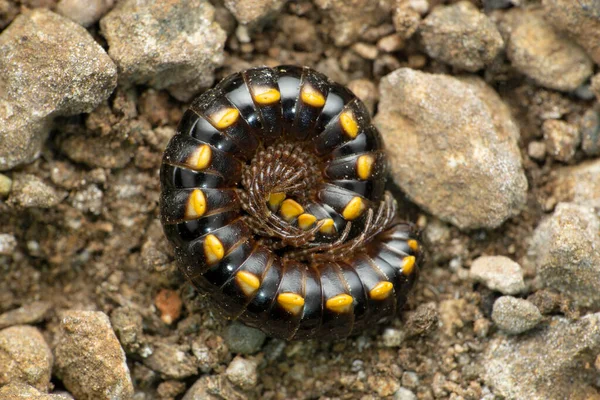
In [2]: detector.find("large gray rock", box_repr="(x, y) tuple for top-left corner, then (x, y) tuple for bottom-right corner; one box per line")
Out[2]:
(0, 326), (53, 391)
(0, 9), (117, 171)
(529, 203), (600, 308)
(420, 1), (504, 72)
(54, 311), (133, 400)
(483, 313), (600, 399)
(542, 0), (600, 66)
(375, 68), (528, 230)
(504, 9), (593, 92)
(100, 0), (226, 102)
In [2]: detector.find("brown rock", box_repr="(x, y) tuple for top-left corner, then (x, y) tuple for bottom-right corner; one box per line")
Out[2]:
(542, 119), (581, 162)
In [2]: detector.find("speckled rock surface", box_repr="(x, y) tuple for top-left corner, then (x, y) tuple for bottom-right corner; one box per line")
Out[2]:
(0, 9), (117, 171)
(100, 0), (226, 102)
(503, 9), (593, 92)
(375, 68), (528, 230)
(0, 383), (72, 399)
(542, 119), (581, 162)
(54, 311), (134, 400)
(483, 313), (600, 399)
(549, 159), (600, 208)
(56, 0), (114, 27)
(0, 326), (53, 391)
(529, 203), (600, 308)
(224, 0), (286, 26)
(420, 1), (504, 72)
(470, 256), (525, 295)
(542, 0), (600, 66)
(7, 174), (64, 209)
(0, 302), (52, 330)
(491, 296), (542, 335)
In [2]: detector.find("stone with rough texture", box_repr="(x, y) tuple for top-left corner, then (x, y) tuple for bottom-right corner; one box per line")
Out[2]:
(483, 313), (600, 399)
(491, 296), (542, 335)
(0, 174), (12, 197)
(0, 302), (52, 330)
(375, 68), (528, 230)
(542, 119), (581, 162)
(54, 311), (134, 400)
(542, 0), (600, 66)
(0, 9), (117, 171)
(314, 0), (393, 47)
(223, 322), (266, 355)
(504, 9), (593, 92)
(580, 107), (600, 156)
(0, 233), (17, 256)
(549, 160), (600, 208)
(470, 256), (525, 295)
(7, 174), (63, 209)
(0, 384), (72, 399)
(0, 326), (53, 391)
(420, 1), (504, 72)
(529, 203), (600, 308)
(224, 0), (286, 26)
(56, 0), (114, 27)
(100, 0), (226, 102)
(225, 356), (258, 390)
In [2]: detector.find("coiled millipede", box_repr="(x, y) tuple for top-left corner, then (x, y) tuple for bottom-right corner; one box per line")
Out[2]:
(160, 65), (421, 340)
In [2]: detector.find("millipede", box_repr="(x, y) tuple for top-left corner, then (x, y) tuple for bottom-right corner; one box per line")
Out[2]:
(159, 65), (422, 340)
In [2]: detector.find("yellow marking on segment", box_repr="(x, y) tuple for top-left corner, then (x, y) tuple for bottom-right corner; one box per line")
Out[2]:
(297, 213), (317, 230)
(253, 87), (281, 105)
(235, 271), (260, 296)
(211, 108), (239, 130)
(342, 197), (366, 220)
(203, 234), (224, 264)
(340, 111), (359, 139)
(326, 294), (354, 313)
(185, 189), (207, 219)
(277, 292), (305, 315)
(357, 155), (375, 180)
(188, 144), (212, 170)
(300, 85), (326, 107)
(319, 218), (336, 235)
(402, 256), (416, 276)
(268, 192), (286, 212)
(280, 199), (304, 222)
(407, 239), (419, 252)
(369, 282), (394, 300)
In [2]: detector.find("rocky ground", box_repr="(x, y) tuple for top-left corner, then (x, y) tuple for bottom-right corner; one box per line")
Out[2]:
(0, 0), (599, 399)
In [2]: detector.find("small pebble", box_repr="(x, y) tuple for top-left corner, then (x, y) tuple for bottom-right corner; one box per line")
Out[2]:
(0, 174), (12, 197)
(7, 174), (63, 209)
(0, 383), (71, 399)
(377, 34), (405, 53)
(401, 371), (419, 389)
(154, 289), (182, 325)
(0, 326), (53, 391)
(580, 108), (600, 156)
(223, 322), (266, 355)
(351, 42), (378, 60)
(0, 233), (17, 256)
(0, 302), (52, 330)
(54, 311), (133, 400)
(110, 307), (145, 354)
(528, 140), (547, 161)
(470, 256), (526, 295)
(543, 119), (581, 162)
(474, 318), (491, 338)
(56, 0), (114, 27)
(225, 356), (258, 390)
(346, 79), (378, 115)
(143, 341), (198, 379)
(382, 327), (406, 347)
(491, 296), (543, 335)
(156, 380), (187, 399)
(393, 3), (421, 39)
(394, 387), (418, 400)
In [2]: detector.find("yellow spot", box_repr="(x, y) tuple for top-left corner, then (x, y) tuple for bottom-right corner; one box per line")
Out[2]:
(297, 213), (317, 230)
(340, 111), (359, 139)
(185, 189), (206, 219)
(211, 108), (239, 130)
(342, 197), (366, 220)
(253, 87), (281, 105)
(300, 85), (326, 107)
(203, 234), (224, 264)
(277, 292), (305, 315)
(326, 294), (354, 313)
(188, 144), (212, 170)
(357, 155), (375, 180)
(235, 271), (260, 296)
(402, 256), (416, 276)
(319, 218), (336, 235)
(369, 282), (394, 300)
(280, 199), (304, 222)
(407, 239), (419, 252)
(268, 192), (286, 212)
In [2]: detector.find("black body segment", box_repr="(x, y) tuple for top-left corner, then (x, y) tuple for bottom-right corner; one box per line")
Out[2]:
(160, 65), (422, 340)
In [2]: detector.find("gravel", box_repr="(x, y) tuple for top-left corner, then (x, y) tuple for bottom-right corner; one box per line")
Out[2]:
(0, 326), (53, 391)
(54, 311), (134, 400)
(470, 256), (525, 295)
(100, 0), (226, 102)
(420, 1), (504, 72)
(503, 9), (593, 92)
(529, 203), (600, 308)
(491, 296), (543, 335)
(375, 69), (528, 230)
(0, 9), (117, 171)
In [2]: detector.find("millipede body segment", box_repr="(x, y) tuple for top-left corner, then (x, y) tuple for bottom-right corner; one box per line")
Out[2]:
(160, 65), (421, 340)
